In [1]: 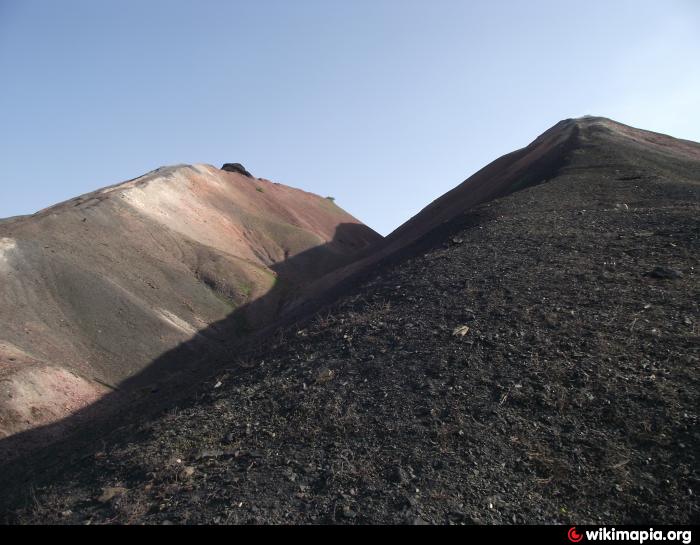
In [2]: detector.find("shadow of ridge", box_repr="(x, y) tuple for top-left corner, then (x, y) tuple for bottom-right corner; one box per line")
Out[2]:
(0, 222), (379, 507)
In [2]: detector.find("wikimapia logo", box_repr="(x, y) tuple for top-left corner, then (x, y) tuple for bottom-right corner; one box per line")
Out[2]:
(567, 527), (692, 544)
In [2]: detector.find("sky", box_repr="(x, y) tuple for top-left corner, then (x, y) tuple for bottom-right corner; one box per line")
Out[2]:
(1, 0), (699, 235)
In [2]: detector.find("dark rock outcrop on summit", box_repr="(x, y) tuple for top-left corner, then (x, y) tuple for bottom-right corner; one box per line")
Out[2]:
(221, 163), (253, 177)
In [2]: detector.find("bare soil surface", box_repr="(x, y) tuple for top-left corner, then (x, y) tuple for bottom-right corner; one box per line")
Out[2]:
(1, 118), (698, 524)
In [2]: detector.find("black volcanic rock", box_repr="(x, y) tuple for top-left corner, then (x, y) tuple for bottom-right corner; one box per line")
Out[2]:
(647, 266), (684, 279)
(2, 118), (698, 525)
(221, 163), (253, 177)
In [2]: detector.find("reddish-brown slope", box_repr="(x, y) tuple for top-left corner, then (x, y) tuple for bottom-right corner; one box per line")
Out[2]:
(0, 164), (380, 441)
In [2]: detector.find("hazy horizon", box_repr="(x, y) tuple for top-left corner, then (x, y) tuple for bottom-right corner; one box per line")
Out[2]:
(1, 0), (699, 235)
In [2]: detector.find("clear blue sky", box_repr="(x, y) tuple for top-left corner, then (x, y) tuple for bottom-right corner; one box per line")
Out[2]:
(1, 0), (699, 235)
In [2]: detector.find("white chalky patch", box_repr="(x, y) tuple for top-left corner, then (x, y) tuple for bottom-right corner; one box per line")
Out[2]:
(0, 238), (17, 268)
(157, 309), (199, 336)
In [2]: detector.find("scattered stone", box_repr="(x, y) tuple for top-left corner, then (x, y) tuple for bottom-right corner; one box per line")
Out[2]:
(195, 448), (225, 460)
(180, 466), (195, 480)
(647, 266), (683, 279)
(97, 486), (127, 503)
(340, 505), (356, 519)
(316, 368), (335, 383)
(388, 465), (409, 484)
(452, 325), (470, 337)
(398, 494), (418, 509)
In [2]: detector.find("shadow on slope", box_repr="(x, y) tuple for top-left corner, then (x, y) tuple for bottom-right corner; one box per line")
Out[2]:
(0, 222), (378, 494)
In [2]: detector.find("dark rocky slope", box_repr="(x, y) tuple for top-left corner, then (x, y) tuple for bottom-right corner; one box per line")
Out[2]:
(282, 116), (700, 319)
(2, 118), (699, 524)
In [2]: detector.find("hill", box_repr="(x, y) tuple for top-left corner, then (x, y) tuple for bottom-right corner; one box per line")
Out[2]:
(1, 118), (698, 524)
(0, 164), (380, 448)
